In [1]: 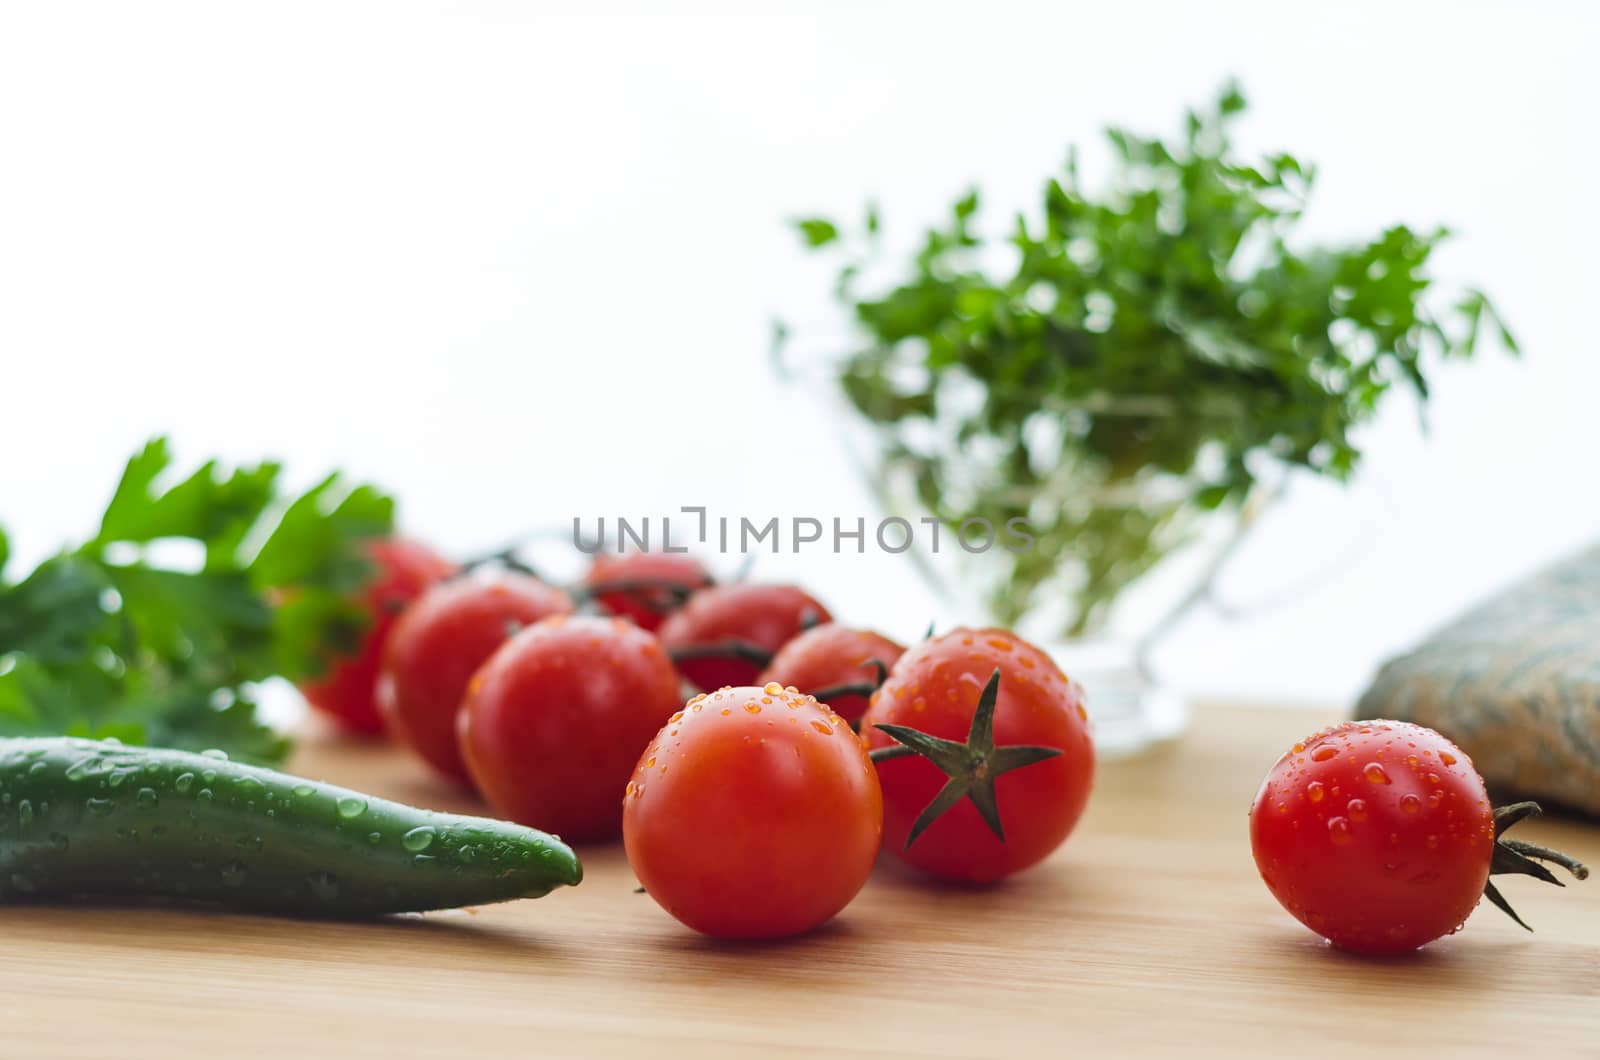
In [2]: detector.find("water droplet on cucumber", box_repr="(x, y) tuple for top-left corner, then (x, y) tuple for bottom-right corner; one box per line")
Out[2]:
(401, 826), (436, 853)
(336, 796), (368, 819)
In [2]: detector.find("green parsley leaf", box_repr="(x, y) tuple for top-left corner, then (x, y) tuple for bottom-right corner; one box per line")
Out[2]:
(794, 218), (840, 247)
(0, 438), (394, 762)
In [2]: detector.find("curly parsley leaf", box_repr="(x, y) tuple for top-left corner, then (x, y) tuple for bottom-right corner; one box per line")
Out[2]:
(0, 439), (394, 762)
(790, 82), (1516, 637)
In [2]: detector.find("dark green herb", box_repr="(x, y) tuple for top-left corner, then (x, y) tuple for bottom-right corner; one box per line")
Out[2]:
(0, 438), (393, 762)
(785, 83), (1516, 636)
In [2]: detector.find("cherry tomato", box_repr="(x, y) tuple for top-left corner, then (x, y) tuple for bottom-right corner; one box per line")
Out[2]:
(459, 615), (682, 841)
(1250, 720), (1550, 955)
(582, 551), (711, 632)
(623, 683), (882, 939)
(300, 537), (457, 735)
(376, 572), (573, 784)
(861, 628), (1094, 883)
(656, 583), (831, 692)
(758, 623), (904, 726)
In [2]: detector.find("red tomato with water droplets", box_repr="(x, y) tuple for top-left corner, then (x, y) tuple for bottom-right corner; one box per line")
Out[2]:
(657, 583), (831, 691)
(861, 628), (1094, 883)
(1249, 721), (1498, 954)
(583, 551), (711, 632)
(623, 683), (882, 939)
(459, 615), (682, 840)
(300, 537), (457, 736)
(758, 623), (904, 726)
(377, 572), (573, 784)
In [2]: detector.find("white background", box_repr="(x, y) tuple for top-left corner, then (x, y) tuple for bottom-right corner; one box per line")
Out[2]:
(2, 1), (1596, 708)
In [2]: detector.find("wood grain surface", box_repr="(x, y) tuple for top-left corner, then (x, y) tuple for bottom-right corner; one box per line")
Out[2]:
(3, 705), (1597, 1059)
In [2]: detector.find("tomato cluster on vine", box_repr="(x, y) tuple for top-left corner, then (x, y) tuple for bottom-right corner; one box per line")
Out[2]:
(299, 538), (1097, 938)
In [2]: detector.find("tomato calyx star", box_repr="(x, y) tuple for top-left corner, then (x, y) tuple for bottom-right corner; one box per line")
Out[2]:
(806, 657), (891, 710)
(575, 575), (712, 615)
(666, 640), (776, 670)
(1484, 801), (1589, 930)
(868, 668), (1062, 849)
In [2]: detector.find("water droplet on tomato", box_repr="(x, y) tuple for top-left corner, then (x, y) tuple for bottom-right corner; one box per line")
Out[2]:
(1363, 763), (1391, 785)
(1347, 798), (1368, 822)
(1307, 781), (1325, 803)
(1311, 746), (1337, 762)
(1439, 752), (1457, 766)
(1328, 817), (1352, 845)
(1400, 793), (1422, 814)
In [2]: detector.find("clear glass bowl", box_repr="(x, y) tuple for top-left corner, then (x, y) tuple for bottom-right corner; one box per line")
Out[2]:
(784, 351), (1287, 758)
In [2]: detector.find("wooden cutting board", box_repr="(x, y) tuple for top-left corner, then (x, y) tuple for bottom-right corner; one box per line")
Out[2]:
(3, 705), (1597, 1058)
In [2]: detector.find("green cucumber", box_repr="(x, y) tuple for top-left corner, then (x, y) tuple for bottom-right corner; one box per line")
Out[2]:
(0, 737), (581, 915)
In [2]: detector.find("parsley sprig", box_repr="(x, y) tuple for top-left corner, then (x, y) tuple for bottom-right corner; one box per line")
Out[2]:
(786, 83), (1516, 637)
(0, 439), (393, 762)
